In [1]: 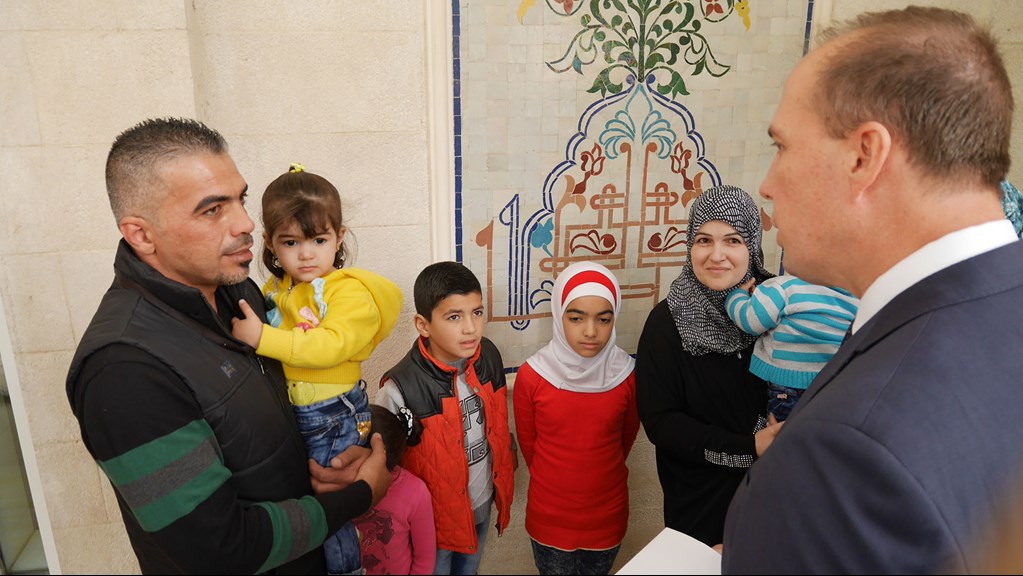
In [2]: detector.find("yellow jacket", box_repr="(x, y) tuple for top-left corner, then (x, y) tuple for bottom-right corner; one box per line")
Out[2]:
(259, 268), (403, 386)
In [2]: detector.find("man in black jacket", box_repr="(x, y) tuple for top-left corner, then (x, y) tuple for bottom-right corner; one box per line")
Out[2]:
(66, 117), (390, 574)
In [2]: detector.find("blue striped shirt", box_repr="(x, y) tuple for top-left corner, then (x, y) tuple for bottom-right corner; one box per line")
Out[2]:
(726, 275), (859, 389)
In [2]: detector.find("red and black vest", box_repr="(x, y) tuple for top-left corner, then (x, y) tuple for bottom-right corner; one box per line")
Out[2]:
(382, 336), (515, 553)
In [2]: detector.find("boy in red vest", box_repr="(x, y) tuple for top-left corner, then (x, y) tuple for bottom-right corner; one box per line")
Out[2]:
(377, 261), (516, 575)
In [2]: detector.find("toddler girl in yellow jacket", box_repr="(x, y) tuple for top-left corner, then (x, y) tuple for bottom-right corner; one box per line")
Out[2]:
(233, 163), (402, 575)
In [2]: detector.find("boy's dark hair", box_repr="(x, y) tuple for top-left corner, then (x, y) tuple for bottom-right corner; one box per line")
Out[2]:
(370, 405), (423, 470)
(261, 166), (348, 278)
(413, 261), (482, 319)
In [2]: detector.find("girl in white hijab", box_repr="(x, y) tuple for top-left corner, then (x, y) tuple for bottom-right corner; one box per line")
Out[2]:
(514, 261), (640, 575)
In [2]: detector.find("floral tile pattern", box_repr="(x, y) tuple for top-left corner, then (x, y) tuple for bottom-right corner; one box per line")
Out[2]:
(456, 0), (812, 369)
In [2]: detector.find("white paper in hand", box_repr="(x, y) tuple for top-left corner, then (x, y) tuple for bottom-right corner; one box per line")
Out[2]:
(616, 527), (721, 575)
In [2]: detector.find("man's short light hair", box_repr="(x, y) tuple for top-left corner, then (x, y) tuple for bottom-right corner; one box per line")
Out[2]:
(814, 6), (1012, 187)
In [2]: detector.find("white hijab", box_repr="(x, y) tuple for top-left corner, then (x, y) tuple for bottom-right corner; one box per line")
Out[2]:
(526, 261), (635, 393)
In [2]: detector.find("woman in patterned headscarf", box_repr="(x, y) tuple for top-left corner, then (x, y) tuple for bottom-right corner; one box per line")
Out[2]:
(635, 184), (782, 548)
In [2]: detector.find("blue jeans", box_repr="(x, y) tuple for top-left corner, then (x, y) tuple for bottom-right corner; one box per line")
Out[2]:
(767, 382), (805, 422)
(293, 382), (371, 575)
(434, 506), (490, 575)
(530, 539), (621, 575)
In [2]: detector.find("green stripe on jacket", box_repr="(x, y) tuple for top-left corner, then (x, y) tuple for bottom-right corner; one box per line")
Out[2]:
(255, 496), (328, 573)
(97, 419), (231, 531)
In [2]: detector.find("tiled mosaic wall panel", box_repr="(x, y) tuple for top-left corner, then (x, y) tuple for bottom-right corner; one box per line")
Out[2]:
(457, 0), (810, 368)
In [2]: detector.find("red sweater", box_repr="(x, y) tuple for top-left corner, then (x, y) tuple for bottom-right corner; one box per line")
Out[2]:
(513, 362), (640, 551)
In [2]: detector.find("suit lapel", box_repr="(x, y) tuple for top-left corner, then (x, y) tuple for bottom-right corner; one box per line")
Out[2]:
(788, 323), (868, 418)
(791, 241), (1023, 416)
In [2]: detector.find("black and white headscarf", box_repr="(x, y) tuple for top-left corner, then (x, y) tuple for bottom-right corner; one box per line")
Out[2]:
(667, 184), (775, 356)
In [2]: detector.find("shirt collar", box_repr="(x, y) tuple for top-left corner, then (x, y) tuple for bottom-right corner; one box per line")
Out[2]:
(854, 219), (1017, 333)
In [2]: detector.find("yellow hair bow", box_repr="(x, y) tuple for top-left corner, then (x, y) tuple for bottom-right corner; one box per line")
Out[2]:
(289, 162), (306, 173)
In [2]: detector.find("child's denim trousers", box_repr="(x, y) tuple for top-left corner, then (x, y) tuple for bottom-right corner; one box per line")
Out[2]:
(293, 381), (372, 575)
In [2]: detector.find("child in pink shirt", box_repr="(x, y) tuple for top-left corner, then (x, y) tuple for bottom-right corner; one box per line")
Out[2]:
(353, 405), (436, 575)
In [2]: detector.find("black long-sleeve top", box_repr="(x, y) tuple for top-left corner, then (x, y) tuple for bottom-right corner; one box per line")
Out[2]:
(635, 300), (766, 546)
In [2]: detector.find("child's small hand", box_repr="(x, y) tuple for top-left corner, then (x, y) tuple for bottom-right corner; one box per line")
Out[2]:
(739, 278), (756, 294)
(231, 299), (265, 349)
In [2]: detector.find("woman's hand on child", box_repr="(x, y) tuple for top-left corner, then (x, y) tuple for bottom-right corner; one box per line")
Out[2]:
(231, 299), (264, 349)
(754, 417), (784, 457)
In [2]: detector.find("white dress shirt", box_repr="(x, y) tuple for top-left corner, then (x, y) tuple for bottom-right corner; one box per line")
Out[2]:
(853, 219), (1018, 334)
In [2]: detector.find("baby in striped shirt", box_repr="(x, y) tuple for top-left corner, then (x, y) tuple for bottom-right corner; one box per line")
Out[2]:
(726, 274), (859, 421)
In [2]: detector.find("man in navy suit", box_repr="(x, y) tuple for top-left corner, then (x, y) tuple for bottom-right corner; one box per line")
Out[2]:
(722, 7), (1023, 574)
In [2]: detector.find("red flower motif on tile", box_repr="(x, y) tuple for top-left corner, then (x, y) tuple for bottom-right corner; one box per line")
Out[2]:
(580, 142), (605, 176)
(647, 226), (687, 253)
(570, 230), (617, 255)
(705, 0), (724, 16)
(573, 142), (606, 195)
(670, 144), (692, 174)
(671, 142), (704, 205)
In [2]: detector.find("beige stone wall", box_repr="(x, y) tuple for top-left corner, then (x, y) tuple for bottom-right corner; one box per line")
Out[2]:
(2, 2), (196, 573)
(1, 1), (433, 573)
(2, 1), (1022, 574)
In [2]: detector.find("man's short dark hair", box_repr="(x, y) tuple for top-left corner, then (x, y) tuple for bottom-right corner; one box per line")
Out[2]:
(413, 261), (482, 319)
(105, 117), (228, 222)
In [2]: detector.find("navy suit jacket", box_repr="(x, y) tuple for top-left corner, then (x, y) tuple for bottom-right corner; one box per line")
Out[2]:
(722, 240), (1023, 574)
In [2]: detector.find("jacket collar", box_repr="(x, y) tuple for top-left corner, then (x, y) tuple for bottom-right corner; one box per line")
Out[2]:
(412, 336), (482, 376)
(112, 239), (253, 338)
